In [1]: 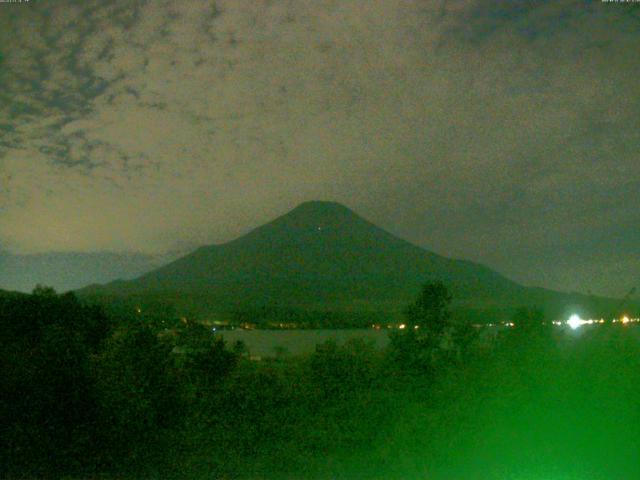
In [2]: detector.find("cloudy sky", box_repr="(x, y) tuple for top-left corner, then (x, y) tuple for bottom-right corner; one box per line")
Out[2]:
(1, 0), (639, 297)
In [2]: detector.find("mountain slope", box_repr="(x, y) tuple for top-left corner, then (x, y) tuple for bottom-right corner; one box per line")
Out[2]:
(78, 201), (626, 320)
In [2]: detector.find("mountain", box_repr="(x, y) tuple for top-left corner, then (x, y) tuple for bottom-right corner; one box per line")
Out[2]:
(78, 201), (628, 322)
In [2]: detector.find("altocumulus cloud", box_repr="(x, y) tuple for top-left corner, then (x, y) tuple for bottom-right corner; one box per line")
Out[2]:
(0, 0), (639, 296)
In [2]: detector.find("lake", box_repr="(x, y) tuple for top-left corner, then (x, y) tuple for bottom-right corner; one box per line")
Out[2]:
(215, 328), (390, 357)
(214, 322), (635, 358)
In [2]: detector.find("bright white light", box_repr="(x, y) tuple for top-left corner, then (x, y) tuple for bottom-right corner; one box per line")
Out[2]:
(567, 314), (586, 330)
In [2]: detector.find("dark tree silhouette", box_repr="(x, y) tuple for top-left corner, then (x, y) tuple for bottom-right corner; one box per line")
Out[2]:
(0, 287), (110, 478)
(389, 281), (456, 372)
(404, 280), (453, 335)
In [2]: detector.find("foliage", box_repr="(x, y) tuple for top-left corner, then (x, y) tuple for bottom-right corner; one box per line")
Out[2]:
(0, 285), (472, 479)
(0, 287), (110, 478)
(403, 281), (452, 334)
(389, 281), (470, 373)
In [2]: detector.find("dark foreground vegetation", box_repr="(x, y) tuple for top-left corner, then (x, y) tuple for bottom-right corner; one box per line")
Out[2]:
(2, 284), (640, 479)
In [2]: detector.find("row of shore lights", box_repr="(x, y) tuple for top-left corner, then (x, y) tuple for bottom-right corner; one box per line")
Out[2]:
(564, 314), (639, 330)
(384, 315), (639, 331)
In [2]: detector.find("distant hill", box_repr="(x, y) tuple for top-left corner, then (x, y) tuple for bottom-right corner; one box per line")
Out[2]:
(0, 251), (175, 293)
(78, 201), (631, 323)
(0, 288), (26, 299)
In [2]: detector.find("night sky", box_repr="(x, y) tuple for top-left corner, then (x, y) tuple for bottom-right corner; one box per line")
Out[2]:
(1, 0), (639, 297)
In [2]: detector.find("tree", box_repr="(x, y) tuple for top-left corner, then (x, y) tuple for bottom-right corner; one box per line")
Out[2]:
(232, 339), (248, 356)
(32, 284), (57, 297)
(404, 281), (452, 335)
(0, 288), (109, 478)
(390, 281), (454, 372)
(93, 320), (178, 472)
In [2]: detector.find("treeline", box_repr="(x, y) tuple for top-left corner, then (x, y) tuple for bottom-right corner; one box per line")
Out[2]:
(231, 306), (394, 329)
(0, 288), (402, 478)
(0, 282), (546, 479)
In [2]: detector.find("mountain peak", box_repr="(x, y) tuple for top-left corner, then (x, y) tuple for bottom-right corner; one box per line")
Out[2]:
(289, 200), (354, 216)
(272, 200), (366, 232)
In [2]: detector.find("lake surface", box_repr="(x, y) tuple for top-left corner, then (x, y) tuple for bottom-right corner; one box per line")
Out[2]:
(216, 328), (390, 357)
(215, 322), (637, 358)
